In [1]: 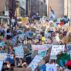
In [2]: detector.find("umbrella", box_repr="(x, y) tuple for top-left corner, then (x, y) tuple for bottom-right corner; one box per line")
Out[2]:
(65, 60), (71, 69)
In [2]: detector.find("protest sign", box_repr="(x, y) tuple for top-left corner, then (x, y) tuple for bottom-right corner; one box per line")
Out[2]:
(28, 55), (43, 71)
(67, 44), (71, 51)
(38, 50), (47, 57)
(32, 44), (51, 51)
(51, 45), (65, 56)
(0, 61), (3, 71)
(14, 45), (24, 58)
(0, 53), (7, 61)
(46, 64), (57, 71)
(50, 45), (65, 59)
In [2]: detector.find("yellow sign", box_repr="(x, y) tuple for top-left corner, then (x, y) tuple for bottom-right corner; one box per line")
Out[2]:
(42, 37), (45, 42)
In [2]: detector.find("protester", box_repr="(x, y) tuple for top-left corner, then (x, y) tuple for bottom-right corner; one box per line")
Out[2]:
(0, 13), (70, 71)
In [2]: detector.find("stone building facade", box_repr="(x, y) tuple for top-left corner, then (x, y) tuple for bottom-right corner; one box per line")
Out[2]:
(31, 0), (47, 16)
(46, 0), (71, 19)
(64, 0), (71, 19)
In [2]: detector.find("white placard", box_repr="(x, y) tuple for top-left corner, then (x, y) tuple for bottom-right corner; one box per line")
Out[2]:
(46, 64), (57, 71)
(51, 45), (65, 56)
(28, 55), (43, 71)
(14, 45), (24, 58)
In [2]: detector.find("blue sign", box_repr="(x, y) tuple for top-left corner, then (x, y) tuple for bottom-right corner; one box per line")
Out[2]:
(14, 45), (24, 58)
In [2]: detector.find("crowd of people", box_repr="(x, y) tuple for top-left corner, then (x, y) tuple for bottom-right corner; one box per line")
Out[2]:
(0, 12), (71, 71)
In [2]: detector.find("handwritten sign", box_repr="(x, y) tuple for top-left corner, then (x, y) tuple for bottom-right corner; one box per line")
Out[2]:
(46, 64), (57, 71)
(28, 55), (43, 71)
(14, 45), (24, 58)
(32, 44), (51, 51)
(50, 45), (65, 59)
(51, 45), (65, 56)
(0, 42), (5, 47)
